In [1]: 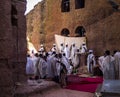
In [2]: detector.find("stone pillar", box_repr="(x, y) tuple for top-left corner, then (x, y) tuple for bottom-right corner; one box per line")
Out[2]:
(11, 0), (27, 83)
(0, 0), (26, 97)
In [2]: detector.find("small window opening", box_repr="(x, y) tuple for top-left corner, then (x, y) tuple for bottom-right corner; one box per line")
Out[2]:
(75, 0), (85, 9)
(61, 0), (70, 12)
(11, 5), (18, 26)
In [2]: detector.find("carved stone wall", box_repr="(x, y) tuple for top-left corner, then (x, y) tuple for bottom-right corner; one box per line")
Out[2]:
(0, 0), (26, 96)
(26, 0), (120, 56)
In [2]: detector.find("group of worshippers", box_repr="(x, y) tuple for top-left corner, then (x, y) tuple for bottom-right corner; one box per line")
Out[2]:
(26, 42), (89, 86)
(98, 50), (120, 80)
(26, 42), (120, 87)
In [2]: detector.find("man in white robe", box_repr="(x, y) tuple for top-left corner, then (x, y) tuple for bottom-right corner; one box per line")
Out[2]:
(59, 43), (64, 54)
(46, 52), (56, 79)
(51, 44), (58, 53)
(98, 55), (105, 73)
(70, 43), (77, 65)
(64, 43), (70, 59)
(80, 42), (87, 54)
(72, 49), (81, 68)
(113, 50), (120, 79)
(62, 53), (72, 74)
(102, 50), (115, 79)
(87, 50), (96, 74)
(38, 44), (46, 56)
(37, 55), (47, 79)
(26, 55), (34, 76)
(31, 53), (39, 73)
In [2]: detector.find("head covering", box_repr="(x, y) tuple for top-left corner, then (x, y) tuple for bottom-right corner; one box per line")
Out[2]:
(53, 43), (56, 46)
(89, 50), (93, 53)
(82, 42), (86, 45)
(60, 43), (63, 46)
(65, 43), (68, 45)
(40, 44), (43, 47)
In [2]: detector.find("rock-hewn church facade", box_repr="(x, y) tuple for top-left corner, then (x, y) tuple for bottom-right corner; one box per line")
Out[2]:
(26, 0), (120, 55)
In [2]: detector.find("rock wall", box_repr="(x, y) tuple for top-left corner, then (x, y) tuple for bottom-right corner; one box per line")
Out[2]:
(0, 0), (27, 96)
(26, 1), (46, 50)
(26, 0), (120, 56)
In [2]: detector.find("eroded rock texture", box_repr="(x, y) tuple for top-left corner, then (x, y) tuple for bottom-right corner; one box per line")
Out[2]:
(0, 0), (27, 96)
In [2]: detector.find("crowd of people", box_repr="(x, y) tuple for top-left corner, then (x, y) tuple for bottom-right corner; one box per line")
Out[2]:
(26, 42), (120, 87)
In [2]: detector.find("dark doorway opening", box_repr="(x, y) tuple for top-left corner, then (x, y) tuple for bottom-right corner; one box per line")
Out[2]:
(61, 28), (70, 36)
(75, 26), (86, 37)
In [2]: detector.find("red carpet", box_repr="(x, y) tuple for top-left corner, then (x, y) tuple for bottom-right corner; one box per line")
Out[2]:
(65, 75), (103, 93)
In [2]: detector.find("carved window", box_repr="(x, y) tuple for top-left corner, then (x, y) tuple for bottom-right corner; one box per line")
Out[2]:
(61, 0), (70, 12)
(11, 5), (18, 26)
(61, 28), (70, 36)
(75, 26), (86, 37)
(75, 0), (85, 9)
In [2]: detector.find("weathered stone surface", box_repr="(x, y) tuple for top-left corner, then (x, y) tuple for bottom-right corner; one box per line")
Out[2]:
(0, 0), (27, 97)
(14, 80), (93, 97)
(26, 0), (120, 56)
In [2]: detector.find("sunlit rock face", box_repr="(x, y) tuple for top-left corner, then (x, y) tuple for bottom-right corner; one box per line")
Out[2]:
(0, 0), (27, 96)
(26, 0), (120, 55)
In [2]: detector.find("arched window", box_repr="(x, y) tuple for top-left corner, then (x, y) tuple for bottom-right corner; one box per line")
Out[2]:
(11, 5), (18, 26)
(75, 0), (85, 9)
(61, 28), (70, 36)
(61, 0), (70, 12)
(75, 26), (86, 37)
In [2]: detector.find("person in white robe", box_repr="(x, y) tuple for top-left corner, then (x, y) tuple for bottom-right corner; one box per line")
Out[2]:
(70, 43), (77, 65)
(64, 43), (70, 59)
(26, 55), (35, 76)
(51, 44), (58, 53)
(80, 42), (87, 54)
(46, 52), (56, 79)
(38, 44), (46, 56)
(87, 50), (96, 74)
(62, 53), (71, 74)
(37, 55), (47, 79)
(59, 43), (64, 54)
(72, 49), (81, 68)
(102, 50), (115, 79)
(31, 53), (39, 73)
(52, 54), (60, 77)
(113, 50), (120, 79)
(98, 55), (105, 73)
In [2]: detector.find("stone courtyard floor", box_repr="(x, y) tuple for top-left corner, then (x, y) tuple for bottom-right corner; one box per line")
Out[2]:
(14, 79), (94, 97)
